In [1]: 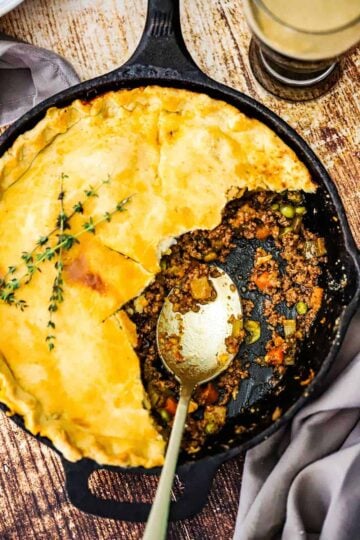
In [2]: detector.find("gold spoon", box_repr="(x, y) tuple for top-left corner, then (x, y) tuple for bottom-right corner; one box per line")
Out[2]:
(143, 268), (242, 540)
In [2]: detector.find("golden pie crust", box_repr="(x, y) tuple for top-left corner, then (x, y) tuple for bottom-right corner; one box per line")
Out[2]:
(0, 86), (315, 467)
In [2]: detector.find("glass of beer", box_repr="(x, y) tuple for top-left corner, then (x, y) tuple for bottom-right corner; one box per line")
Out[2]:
(243, 0), (360, 100)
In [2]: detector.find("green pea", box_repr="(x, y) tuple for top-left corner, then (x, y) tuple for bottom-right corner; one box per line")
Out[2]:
(205, 422), (217, 435)
(159, 409), (170, 422)
(296, 301), (308, 315)
(244, 319), (261, 344)
(148, 388), (161, 406)
(295, 206), (307, 215)
(271, 203), (279, 211)
(280, 205), (295, 219)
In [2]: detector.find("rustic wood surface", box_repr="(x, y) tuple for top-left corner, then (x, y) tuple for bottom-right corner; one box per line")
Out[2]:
(0, 1), (358, 539)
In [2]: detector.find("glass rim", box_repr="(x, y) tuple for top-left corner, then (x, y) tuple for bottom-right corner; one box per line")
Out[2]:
(253, 0), (360, 35)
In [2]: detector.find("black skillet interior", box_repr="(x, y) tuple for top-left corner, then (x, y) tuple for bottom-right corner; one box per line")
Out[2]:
(1, 0), (359, 523)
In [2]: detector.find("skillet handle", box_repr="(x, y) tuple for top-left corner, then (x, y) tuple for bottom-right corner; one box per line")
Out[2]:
(122, 0), (201, 76)
(62, 456), (222, 522)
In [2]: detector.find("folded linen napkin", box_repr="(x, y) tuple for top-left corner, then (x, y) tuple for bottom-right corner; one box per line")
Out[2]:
(0, 32), (80, 126)
(234, 310), (360, 540)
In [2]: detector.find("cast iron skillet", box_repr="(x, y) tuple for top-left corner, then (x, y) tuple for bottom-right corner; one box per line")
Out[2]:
(0, 0), (359, 522)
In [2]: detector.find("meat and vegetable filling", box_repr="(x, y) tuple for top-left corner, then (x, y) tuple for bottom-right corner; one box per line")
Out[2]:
(125, 190), (326, 454)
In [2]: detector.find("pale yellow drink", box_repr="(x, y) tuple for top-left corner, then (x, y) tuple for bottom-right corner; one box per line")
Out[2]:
(244, 0), (360, 60)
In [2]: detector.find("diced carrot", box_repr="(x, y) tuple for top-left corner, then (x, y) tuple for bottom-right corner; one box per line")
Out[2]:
(253, 271), (277, 291)
(200, 383), (219, 404)
(164, 396), (177, 416)
(310, 287), (323, 313)
(273, 334), (285, 348)
(265, 346), (285, 365)
(256, 226), (271, 240)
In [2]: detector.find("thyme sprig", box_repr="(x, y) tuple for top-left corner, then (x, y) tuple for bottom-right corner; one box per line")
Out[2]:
(46, 175), (67, 351)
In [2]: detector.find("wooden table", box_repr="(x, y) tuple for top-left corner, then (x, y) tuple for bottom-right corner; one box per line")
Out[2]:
(0, 1), (358, 538)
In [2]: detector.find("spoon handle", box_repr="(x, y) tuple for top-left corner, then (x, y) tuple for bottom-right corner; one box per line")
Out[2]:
(143, 384), (193, 540)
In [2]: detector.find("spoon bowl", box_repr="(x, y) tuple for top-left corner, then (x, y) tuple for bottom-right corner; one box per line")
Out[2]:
(157, 269), (243, 385)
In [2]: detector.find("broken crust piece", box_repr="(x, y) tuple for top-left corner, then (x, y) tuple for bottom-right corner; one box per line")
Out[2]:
(0, 313), (165, 467)
(0, 86), (315, 467)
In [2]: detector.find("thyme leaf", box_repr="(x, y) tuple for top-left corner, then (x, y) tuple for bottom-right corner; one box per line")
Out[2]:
(36, 236), (49, 247)
(84, 185), (99, 198)
(56, 211), (71, 231)
(83, 217), (95, 234)
(73, 201), (84, 214)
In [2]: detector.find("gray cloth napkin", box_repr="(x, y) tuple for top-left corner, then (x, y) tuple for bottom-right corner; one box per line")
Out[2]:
(234, 310), (360, 540)
(0, 33), (80, 126)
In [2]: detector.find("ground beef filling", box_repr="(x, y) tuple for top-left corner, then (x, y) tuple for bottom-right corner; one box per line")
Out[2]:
(124, 190), (326, 454)
(168, 263), (220, 314)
